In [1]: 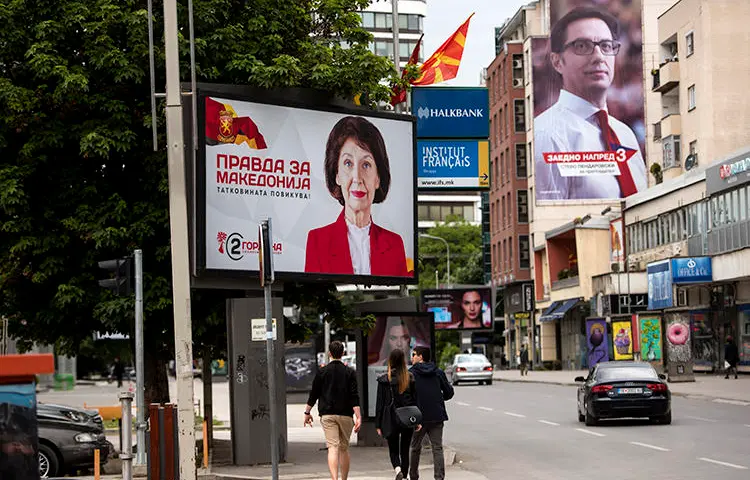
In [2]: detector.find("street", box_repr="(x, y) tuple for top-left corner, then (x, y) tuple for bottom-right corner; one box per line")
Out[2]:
(443, 382), (750, 480)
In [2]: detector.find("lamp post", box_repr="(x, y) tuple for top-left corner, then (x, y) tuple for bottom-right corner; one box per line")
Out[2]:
(420, 233), (450, 285)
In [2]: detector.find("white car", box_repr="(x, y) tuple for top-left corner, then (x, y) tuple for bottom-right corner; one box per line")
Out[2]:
(450, 354), (494, 386)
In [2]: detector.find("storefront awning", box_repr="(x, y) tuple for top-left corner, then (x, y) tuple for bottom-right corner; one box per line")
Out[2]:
(539, 298), (580, 323)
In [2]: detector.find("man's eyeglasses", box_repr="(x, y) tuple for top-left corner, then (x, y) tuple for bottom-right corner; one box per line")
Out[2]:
(563, 38), (621, 56)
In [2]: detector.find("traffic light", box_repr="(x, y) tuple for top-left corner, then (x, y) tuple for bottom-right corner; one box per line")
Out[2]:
(98, 258), (132, 296)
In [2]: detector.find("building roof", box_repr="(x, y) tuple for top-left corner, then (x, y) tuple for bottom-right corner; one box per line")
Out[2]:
(545, 215), (611, 240)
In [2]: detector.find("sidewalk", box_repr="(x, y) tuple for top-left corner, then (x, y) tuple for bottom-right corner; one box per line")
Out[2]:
(493, 368), (750, 404)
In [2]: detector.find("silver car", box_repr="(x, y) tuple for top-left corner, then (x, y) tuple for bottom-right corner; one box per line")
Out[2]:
(450, 354), (494, 386)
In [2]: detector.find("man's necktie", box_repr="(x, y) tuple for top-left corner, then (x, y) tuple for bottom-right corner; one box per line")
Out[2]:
(595, 110), (637, 197)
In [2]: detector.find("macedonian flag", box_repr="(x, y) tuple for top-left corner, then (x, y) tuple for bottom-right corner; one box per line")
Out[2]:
(205, 97), (267, 149)
(413, 13), (473, 86)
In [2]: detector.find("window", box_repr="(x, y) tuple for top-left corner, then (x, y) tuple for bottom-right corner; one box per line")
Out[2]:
(519, 235), (530, 269)
(501, 197), (506, 230)
(504, 104), (509, 137)
(514, 99), (526, 132)
(517, 190), (529, 223)
(494, 157), (499, 189)
(503, 240), (507, 271)
(686, 31), (694, 57)
(374, 41), (391, 57)
(508, 238), (513, 271)
(500, 152), (504, 185)
(505, 148), (511, 178)
(688, 85), (696, 110)
(498, 108), (503, 138)
(662, 135), (681, 169)
(506, 192), (512, 226)
(361, 12), (375, 28)
(515, 144), (527, 178)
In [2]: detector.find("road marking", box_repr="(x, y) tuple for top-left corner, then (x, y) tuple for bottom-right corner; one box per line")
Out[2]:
(456, 402), (471, 407)
(630, 441), (670, 452)
(575, 428), (605, 437)
(698, 457), (748, 470)
(686, 415), (717, 423)
(478, 406), (493, 412)
(503, 411), (526, 418)
(713, 398), (750, 407)
(538, 420), (560, 426)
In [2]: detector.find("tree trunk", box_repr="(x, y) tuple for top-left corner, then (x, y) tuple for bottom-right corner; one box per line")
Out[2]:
(144, 348), (170, 411)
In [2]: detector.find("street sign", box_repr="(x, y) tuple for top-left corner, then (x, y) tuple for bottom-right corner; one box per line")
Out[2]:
(417, 140), (490, 189)
(251, 318), (277, 341)
(412, 87), (489, 139)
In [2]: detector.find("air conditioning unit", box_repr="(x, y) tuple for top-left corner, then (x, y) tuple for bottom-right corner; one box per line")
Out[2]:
(513, 59), (523, 69)
(513, 78), (523, 88)
(676, 287), (688, 307)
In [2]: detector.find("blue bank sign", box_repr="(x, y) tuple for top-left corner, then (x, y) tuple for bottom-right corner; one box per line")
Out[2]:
(417, 140), (489, 189)
(647, 257), (712, 310)
(671, 256), (712, 284)
(412, 87), (489, 139)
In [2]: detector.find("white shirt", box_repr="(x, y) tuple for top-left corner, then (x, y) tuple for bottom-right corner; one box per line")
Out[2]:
(346, 220), (371, 275)
(534, 90), (647, 200)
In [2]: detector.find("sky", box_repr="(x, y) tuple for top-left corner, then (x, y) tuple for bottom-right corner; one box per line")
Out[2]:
(421, 0), (529, 86)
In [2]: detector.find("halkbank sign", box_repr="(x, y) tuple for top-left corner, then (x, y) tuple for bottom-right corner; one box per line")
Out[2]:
(412, 87), (489, 139)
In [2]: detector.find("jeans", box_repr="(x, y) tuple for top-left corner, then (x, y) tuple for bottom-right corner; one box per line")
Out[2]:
(409, 422), (445, 480)
(387, 428), (413, 477)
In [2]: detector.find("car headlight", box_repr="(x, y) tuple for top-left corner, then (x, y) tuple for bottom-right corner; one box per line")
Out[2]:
(74, 433), (98, 443)
(64, 411), (86, 422)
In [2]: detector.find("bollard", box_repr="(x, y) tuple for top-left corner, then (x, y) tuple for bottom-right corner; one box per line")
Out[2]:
(94, 449), (100, 480)
(119, 392), (134, 480)
(202, 420), (208, 468)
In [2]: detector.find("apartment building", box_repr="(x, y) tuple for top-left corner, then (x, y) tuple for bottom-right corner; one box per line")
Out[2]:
(360, 0), (426, 68)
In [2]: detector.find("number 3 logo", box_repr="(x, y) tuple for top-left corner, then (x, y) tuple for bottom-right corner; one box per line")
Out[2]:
(616, 148), (627, 163)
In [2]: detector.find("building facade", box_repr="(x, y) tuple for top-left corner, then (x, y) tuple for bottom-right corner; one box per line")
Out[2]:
(360, 0), (427, 68)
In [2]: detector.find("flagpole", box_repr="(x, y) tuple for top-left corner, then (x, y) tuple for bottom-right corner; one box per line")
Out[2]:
(391, 0), (402, 113)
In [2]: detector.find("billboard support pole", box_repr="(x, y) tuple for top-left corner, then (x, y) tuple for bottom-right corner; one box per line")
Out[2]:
(163, 0), (196, 477)
(260, 219), (279, 480)
(391, 0), (402, 114)
(134, 249), (146, 465)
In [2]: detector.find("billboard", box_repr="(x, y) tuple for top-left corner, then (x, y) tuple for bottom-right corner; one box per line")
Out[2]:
(365, 313), (434, 417)
(421, 288), (493, 330)
(196, 89), (417, 284)
(609, 217), (624, 265)
(532, 0), (647, 201)
(417, 140), (490, 189)
(411, 87), (490, 139)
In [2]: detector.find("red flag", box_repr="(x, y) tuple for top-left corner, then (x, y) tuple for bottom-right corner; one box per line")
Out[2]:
(413, 14), (473, 86)
(205, 98), (267, 149)
(390, 34), (423, 106)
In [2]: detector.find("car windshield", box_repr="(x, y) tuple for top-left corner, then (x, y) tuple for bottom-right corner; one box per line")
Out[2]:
(456, 354), (488, 364)
(597, 366), (658, 382)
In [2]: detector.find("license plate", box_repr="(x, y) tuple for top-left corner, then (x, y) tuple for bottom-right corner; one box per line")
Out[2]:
(618, 387), (643, 394)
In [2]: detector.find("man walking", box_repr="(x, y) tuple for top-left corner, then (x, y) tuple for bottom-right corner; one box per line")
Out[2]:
(520, 344), (530, 376)
(725, 336), (739, 380)
(304, 341), (362, 480)
(409, 346), (454, 480)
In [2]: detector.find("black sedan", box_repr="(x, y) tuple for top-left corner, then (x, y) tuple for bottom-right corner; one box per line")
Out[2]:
(37, 403), (111, 477)
(575, 362), (671, 426)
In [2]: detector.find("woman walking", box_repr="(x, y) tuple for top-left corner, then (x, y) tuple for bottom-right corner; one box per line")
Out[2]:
(376, 348), (421, 480)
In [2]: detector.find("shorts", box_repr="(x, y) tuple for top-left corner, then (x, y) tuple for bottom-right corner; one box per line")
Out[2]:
(321, 415), (355, 451)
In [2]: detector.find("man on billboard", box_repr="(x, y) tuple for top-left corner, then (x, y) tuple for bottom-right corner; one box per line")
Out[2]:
(305, 116), (410, 277)
(534, 6), (647, 200)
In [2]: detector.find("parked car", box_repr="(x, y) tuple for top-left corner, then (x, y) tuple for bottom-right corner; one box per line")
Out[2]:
(575, 361), (671, 426)
(449, 353), (494, 386)
(37, 402), (111, 477)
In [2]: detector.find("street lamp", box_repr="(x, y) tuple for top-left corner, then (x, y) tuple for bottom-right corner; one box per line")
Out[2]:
(420, 233), (450, 285)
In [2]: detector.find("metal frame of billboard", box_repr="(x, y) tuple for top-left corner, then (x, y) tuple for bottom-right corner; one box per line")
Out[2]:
(191, 83), (419, 286)
(361, 311), (435, 419)
(421, 286), (494, 331)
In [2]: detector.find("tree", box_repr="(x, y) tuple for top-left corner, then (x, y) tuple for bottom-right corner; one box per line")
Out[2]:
(0, 0), (400, 406)
(417, 218), (484, 290)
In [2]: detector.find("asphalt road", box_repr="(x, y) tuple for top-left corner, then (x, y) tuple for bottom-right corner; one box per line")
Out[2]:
(443, 381), (750, 480)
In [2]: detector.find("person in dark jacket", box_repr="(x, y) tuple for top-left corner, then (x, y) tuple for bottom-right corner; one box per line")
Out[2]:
(112, 357), (124, 388)
(304, 341), (362, 480)
(725, 336), (740, 380)
(375, 348), (420, 480)
(520, 344), (530, 376)
(408, 346), (454, 480)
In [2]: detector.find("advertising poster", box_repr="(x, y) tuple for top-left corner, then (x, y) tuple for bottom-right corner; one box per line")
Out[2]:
(586, 318), (609, 368)
(201, 94), (416, 283)
(0, 383), (38, 479)
(586, 318), (610, 368)
(417, 140), (490, 189)
(639, 317), (663, 362)
(665, 313), (692, 367)
(612, 320), (634, 360)
(284, 342), (318, 393)
(411, 87), (490, 139)
(421, 288), (493, 330)
(365, 314), (434, 417)
(532, 0), (647, 201)
(610, 218), (624, 265)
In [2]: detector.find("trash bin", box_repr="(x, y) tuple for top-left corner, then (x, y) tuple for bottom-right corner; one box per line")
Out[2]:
(53, 373), (75, 391)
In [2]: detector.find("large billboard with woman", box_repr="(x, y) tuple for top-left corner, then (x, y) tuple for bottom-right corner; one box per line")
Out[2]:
(196, 87), (417, 284)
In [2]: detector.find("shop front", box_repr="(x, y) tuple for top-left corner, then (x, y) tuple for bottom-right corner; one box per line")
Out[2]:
(539, 298), (584, 370)
(504, 283), (534, 368)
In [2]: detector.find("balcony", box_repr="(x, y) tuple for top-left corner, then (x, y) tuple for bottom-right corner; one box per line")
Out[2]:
(653, 60), (680, 93)
(552, 275), (580, 291)
(660, 114), (681, 138)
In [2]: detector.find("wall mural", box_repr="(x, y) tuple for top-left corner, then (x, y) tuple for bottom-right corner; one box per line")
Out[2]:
(639, 317), (663, 362)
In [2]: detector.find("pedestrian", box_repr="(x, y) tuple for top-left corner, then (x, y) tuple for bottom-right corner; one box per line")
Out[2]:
(376, 348), (420, 480)
(408, 346), (454, 480)
(112, 357), (124, 388)
(724, 336), (739, 380)
(304, 340), (362, 480)
(520, 344), (530, 376)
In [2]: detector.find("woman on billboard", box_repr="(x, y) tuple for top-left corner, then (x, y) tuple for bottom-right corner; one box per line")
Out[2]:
(305, 116), (409, 277)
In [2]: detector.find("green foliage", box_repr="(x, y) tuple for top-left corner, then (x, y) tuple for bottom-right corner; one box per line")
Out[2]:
(435, 330), (460, 370)
(0, 0), (400, 402)
(437, 342), (460, 371)
(417, 218), (484, 290)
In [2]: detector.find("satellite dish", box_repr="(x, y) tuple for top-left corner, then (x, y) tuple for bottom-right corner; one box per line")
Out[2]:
(685, 154), (697, 171)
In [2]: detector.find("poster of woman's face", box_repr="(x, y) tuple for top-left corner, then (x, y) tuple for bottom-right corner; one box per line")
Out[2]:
(365, 313), (434, 417)
(422, 288), (493, 330)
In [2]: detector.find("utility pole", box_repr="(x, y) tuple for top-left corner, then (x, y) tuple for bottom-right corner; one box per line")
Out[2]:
(163, 0), (196, 477)
(391, 0), (402, 114)
(134, 250), (146, 465)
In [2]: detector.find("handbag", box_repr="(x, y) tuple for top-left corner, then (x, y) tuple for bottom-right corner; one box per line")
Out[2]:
(390, 383), (422, 429)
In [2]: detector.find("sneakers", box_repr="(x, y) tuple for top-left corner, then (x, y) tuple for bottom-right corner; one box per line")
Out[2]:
(394, 466), (403, 480)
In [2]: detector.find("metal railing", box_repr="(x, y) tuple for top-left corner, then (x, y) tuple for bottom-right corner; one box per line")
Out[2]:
(707, 219), (750, 255)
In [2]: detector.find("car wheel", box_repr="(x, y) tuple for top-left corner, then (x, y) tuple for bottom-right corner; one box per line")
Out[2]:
(452, 378), (459, 386)
(653, 411), (672, 425)
(39, 444), (60, 478)
(486, 379), (493, 386)
(584, 406), (598, 427)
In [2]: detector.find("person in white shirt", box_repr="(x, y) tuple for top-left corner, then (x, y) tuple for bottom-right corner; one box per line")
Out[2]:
(534, 6), (647, 201)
